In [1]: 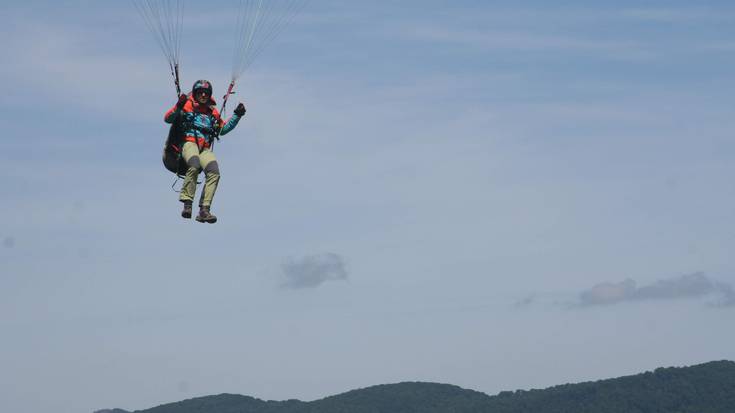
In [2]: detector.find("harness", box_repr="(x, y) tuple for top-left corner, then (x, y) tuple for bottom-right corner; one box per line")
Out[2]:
(181, 111), (220, 151)
(164, 107), (216, 190)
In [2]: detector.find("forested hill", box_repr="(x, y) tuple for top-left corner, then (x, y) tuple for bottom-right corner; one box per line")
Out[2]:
(100, 360), (735, 413)
(483, 360), (735, 413)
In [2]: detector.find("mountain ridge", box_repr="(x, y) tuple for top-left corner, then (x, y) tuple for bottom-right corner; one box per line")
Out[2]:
(99, 360), (735, 413)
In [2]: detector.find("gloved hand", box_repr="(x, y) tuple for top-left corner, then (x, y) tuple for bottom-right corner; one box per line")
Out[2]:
(176, 94), (188, 110)
(234, 103), (246, 117)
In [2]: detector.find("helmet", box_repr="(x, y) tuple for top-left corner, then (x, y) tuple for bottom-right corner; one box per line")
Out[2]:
(192, 79), (213, 96)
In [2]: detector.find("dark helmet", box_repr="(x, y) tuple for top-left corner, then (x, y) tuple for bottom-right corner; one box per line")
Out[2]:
(192, 79), (213, 96)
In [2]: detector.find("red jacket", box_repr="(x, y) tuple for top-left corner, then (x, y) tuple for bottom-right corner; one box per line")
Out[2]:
(164, 95), (241, 149)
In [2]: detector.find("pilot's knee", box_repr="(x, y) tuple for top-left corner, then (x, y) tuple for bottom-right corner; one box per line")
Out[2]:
(187, 155), (201, 171)
(205, 161), (220, 176)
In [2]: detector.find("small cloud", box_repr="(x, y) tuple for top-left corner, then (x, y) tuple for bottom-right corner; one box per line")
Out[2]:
(634, 272), (715, 300)
(514, 294), (536, 308)
(711, 283), (735, 308)
(580, 278), (637, 306)
(3, 237), (14, 249)
(575, 272), (735, 308)
(279, 253), (348, 290)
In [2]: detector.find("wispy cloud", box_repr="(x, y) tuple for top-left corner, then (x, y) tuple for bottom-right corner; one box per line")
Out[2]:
(279, 253), (348, 290)
(393, 25), (653, 60)
(619, 8), (726, 23)
(0, 13), (197, 121)
(378, 5), (735, 61)
(576, 272), (735, 308)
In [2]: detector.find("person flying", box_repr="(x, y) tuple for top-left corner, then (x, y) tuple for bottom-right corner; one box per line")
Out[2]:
(164, 80), (246, 223)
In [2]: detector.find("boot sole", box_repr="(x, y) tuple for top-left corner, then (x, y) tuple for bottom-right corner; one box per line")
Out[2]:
(182, 212), (192, 219)
(195, 217), (217, 224)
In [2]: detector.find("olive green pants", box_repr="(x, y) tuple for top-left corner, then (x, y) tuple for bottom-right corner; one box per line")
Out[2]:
(179, 141), (220, 207)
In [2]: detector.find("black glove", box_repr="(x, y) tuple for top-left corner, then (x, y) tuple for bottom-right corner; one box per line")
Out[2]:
(234, 103), (246, 117)
(176, 94), (188, 110)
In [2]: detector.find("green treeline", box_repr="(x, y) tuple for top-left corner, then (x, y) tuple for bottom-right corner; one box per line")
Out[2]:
(111, 360), (735, 413)
(484, 360), (735, 413)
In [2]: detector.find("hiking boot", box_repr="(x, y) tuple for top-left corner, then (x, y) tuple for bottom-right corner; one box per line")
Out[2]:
(181, 201), (193, 219)
(195, 206), (217, 224)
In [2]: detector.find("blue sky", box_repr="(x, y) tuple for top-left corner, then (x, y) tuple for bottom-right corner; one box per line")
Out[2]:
(2, 1), (735, 412)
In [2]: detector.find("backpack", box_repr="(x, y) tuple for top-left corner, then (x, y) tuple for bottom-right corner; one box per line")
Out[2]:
(162, 111), (189, 177)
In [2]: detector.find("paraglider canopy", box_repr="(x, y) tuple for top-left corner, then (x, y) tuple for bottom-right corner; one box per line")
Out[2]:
(132, 0), (184, 96)
(230, 0), (308, 82)
(132, 0), (308, 103)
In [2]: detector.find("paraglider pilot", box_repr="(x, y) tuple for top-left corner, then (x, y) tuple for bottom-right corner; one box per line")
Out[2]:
(165, 80), (246, 223)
